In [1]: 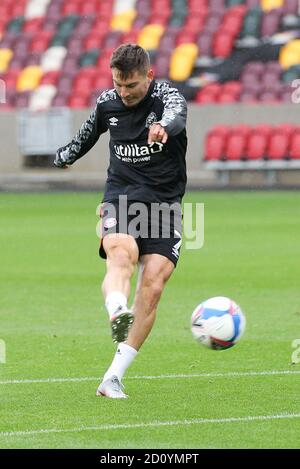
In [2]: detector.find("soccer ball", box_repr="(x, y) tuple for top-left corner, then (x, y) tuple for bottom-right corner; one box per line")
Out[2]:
(191, 296), (246, 350)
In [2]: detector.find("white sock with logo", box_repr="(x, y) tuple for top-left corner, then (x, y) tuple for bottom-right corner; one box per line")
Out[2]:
(105, 291), (128, 320)
(103, 343), (138, 382)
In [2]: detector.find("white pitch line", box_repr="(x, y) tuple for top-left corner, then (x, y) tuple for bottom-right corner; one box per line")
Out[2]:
(1, 413), (300, 438)
(0, 369), (300, 385)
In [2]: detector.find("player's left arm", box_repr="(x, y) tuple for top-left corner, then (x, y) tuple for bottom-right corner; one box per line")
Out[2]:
(148, 83), (187, 144)
(54, 102), (107, 168)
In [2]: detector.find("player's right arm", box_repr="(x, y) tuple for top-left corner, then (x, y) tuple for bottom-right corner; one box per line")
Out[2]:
(54, 101), (108, 168)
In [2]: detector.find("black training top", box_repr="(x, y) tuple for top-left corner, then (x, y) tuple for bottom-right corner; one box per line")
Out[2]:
(57, 80), (188, 203)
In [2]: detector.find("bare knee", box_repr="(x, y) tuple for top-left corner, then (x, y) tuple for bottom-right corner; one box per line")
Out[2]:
(104, 235), (138, 271)
(108, 245), (133, 269)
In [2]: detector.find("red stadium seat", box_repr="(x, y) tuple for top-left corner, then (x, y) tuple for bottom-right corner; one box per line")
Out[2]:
(94, 75), (112, 90)
(204, 132), (227, 161)
(30, 32), (53, 53)
(11, 3), (26, 17)
(232, 124), (251, 137)
(80, 66), (98, 80)
(189, 0), (208, 15)
(23, 18), (44, 34)
(98, 0), (114, 18)
(102, 47), (116, 59)
(40, 71), (60, 86)
(176, 32), (197, 46)
(62, 0), (81, 16)
(202, 83), (222, 95)
(68, 95), (88, 108)
(91, 20), (110, 35)
(222, 15), (243, 36)
(225, 132), (246, 160)
(148, 17), (169, 28)
(195, 82), (221, 103)
(195, 88), (219, 103)
(3, 70), (19, 89)
(0, 5), (10, 22)
(213, 32), (234, 58)
(217, 91), (237, 103)
(97, 56), (111, 74)
(231, 5), (248, 16)
(84, 33), (106, 51)
(246, 132), (268, 160)
(184, 15), (205, 34)
(80, 1), (100, 15)
(267, 131), (289, 160)
(73, 75), (94, 93)
(255, 124), (273, 137)
(275, 123), (295, 137)
(195, 93), (218, 104)
(289, 133), (300, 159)
(122, 31), (139, 44)
(223, 81), (242, 96)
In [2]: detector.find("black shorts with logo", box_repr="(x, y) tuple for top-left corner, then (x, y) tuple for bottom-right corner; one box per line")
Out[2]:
(99, 199), (183, 267)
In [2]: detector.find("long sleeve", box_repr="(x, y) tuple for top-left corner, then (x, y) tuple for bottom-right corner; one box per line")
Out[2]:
(56, 102), (108, 165)
(153, 82), (187, 136)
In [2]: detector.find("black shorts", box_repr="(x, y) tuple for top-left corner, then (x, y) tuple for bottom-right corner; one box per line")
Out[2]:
(99, 199), (183, 267)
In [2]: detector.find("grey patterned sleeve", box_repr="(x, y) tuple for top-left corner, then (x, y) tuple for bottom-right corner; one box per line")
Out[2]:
(55, 100), (108, 166)
(152, 82), (187, 136)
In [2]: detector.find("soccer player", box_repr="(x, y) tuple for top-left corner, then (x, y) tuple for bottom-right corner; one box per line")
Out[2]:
(55, 44), (187, 398)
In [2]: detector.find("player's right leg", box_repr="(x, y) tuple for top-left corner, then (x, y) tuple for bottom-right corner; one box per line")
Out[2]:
(96, 234), (138, 398)
(102, 233), (139, 343)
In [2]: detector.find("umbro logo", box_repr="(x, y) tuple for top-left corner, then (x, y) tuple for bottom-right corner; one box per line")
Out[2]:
(109, 117), (118, 126)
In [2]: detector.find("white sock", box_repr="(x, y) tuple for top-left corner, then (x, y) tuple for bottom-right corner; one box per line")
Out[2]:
(103, 343), (138, 382)
(105, 291), (128, 320)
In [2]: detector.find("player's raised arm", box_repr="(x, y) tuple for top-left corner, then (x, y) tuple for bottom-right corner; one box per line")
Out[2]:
(54, 100), (108, 168)
(153, 82), (187, 138)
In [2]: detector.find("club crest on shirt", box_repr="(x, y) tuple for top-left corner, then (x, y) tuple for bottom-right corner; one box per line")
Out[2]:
(145, 112), (157, 128)
(104, 217), (117, 229)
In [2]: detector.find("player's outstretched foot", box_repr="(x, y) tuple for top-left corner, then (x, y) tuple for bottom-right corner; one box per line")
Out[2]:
(110, 308), (134, 343)
(96, 375), (128, 398)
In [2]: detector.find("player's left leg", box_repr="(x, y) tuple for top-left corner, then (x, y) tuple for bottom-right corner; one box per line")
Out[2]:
(97, 254), (174, 398)
(126, 253), (174, 350)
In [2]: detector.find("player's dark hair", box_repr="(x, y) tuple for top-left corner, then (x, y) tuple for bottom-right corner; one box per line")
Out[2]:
(110, 44), (150, 79)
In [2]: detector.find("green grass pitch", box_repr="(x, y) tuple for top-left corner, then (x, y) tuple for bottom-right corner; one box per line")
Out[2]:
(0, 190), (299, 449)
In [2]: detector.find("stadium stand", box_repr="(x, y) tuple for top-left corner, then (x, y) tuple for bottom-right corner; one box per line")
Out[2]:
(0, 0), (300, 188)
(1, 0), (300, 109)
